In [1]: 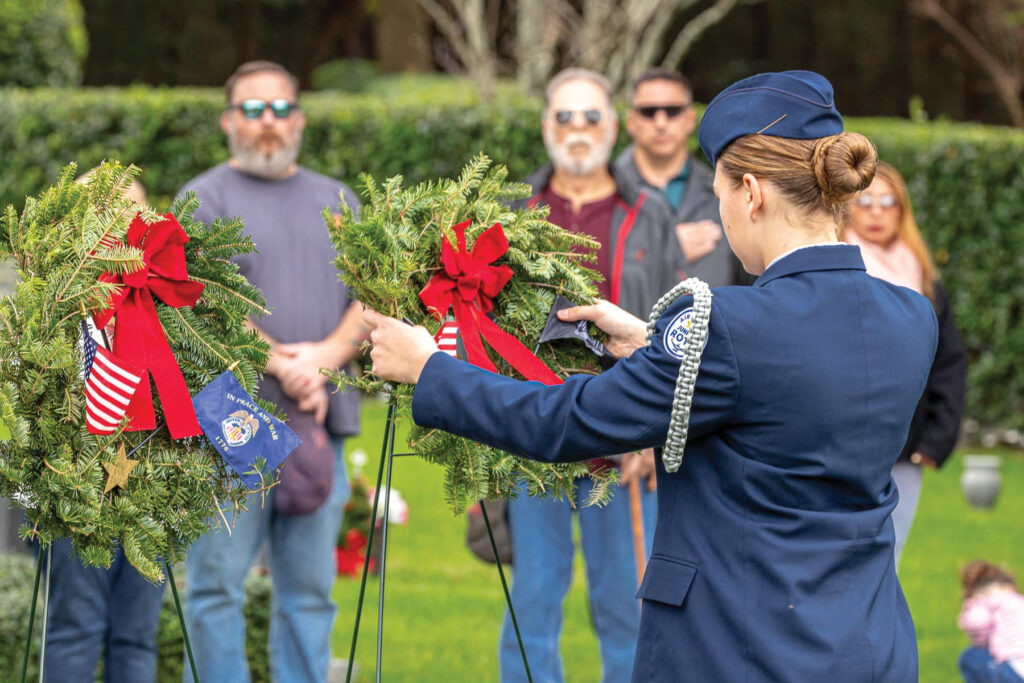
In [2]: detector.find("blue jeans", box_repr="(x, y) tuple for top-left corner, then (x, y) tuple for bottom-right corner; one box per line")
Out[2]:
(42, 538), (165, 683)
(500, 476), (657, 683)
(184, 438), (348, 683)
(891, 461), (923, 568)
(960, 647), (1024, 683)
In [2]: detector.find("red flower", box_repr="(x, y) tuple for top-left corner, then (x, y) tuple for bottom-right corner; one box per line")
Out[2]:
(336, 529), (375, 576)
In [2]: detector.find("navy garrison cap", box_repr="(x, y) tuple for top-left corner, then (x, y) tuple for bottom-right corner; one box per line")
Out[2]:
(697, 70), (844, 167)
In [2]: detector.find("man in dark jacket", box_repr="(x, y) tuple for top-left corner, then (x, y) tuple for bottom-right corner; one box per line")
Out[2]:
(614, 68), (747, 287)
(498, 68), (678, 683)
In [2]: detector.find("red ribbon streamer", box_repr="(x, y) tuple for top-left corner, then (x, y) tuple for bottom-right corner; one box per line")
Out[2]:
(93, 213), (205, 439)
(419, 220), (562, 386)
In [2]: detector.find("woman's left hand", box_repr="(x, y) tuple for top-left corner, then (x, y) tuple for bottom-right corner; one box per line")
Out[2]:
(557, 300), (647, 358)
(362, 309), (439, 385)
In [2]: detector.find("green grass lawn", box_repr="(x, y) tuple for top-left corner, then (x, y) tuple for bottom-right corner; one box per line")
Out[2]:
(901, 447), (1024, 682)
(332, 398), (1024, 682)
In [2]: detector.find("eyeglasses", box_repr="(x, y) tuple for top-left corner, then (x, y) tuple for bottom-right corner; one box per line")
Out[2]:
(854, 194), (899, 210)
(231, 98), (298, 120)
(554, 109), (603, 126)
(634, 104), (690, 119)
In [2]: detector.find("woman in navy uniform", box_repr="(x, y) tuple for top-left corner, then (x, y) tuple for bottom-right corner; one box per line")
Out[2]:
(363, 71), (935, 682)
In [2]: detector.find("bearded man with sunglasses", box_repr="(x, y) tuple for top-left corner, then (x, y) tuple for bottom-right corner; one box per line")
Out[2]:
(615, 68), (746, 288)
(178, 60), (364, 683)
(500, 68), (678, 683)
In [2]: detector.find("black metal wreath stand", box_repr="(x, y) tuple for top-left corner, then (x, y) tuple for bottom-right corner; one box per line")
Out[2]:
(343, 396), (532, 682)
(19, 425), (201, 683)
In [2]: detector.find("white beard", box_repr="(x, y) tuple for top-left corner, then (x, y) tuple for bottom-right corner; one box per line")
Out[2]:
(543, 128), (616, 176)
(228, 125), (302, 179)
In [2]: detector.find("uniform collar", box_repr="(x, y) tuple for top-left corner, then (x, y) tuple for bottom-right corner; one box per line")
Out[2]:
(754, 243), (865, 287)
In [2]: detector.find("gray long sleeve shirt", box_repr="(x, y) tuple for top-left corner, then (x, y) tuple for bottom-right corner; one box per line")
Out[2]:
(180, 163), (361, 437)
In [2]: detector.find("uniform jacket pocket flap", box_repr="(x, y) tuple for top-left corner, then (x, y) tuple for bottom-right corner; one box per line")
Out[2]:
(635, 556), (698, 606)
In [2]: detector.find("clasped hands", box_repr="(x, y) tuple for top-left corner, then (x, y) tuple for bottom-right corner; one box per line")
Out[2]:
(362, 299), (648, 386)
(267, 340), (339, 423)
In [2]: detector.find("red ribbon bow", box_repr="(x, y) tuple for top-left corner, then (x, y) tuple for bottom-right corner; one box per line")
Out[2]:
(94, 213), (205, 439)
(419, 220), (562, 386)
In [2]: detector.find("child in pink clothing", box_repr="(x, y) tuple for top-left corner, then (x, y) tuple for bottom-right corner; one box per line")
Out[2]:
(958, 560), (1024, 683)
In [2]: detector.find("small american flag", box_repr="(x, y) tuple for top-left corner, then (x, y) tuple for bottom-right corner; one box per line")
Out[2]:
(434, 320), (459, 358)
(81, 322), (144, 435)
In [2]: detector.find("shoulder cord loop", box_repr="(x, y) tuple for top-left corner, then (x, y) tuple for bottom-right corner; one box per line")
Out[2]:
(644, 277), (713, 473)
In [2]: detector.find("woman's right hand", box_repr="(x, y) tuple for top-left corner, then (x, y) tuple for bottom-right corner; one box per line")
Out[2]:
(362, 309), (439, 384)
(557, 300), (647, 358)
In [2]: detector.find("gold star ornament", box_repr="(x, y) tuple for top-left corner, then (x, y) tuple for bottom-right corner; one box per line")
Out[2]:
(103, 444), (139, 493)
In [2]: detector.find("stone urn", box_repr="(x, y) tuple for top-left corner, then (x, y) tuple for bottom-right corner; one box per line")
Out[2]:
(961, 455), (1002, 509)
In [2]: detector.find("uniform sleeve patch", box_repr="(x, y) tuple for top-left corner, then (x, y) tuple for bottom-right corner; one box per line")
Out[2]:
(663, 307), (697, 359)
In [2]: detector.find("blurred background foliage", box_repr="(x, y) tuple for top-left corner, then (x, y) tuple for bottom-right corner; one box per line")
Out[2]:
(0, 0), (1022, 430)
(0, 0), (87, 87)
(1, 0), (1021, 125)
(0, 0), (1001, 126)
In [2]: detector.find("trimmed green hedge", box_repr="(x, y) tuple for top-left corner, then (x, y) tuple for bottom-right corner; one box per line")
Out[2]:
(2, 87), (1023, 430)
(0, 0), (87, 87)
(0, 553), (41, 681)
(0, 84), (544, 211)
(851, 119), (1024, 432)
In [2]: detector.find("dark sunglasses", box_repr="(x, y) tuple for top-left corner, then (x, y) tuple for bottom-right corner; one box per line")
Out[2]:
(634, 104), (690, 119)
(554, 109), (603, 126)
(232, 98), (298, 120)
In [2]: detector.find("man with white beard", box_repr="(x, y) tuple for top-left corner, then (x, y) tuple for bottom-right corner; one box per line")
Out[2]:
(178, 61), (364, 683)
(501, 68), (678, 683)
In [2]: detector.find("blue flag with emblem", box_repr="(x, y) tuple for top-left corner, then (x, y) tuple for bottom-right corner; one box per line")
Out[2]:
(192, 371), (301, 489)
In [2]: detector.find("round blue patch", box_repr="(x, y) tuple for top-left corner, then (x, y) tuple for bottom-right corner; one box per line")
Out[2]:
(663, 307), (698, 359)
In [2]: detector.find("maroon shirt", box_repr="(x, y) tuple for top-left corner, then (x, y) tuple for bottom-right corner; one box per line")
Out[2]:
(537, 185), (619, 300)
(537, 184), (621, 472)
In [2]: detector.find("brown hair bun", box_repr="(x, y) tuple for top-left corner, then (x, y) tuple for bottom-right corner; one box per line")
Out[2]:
(961, 559), (1018, 598)
(812, 132), (877, 207)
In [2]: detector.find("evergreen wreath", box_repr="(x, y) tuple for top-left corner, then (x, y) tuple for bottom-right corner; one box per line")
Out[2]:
(0, 161), (270, 582)
(328, 155), (615, 513)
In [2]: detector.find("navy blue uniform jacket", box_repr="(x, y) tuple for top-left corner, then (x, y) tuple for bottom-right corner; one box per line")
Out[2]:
(412, 245), (937, 682)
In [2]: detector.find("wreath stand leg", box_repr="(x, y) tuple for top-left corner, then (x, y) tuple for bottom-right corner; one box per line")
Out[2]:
(374, 396), (399, 682)
(479, 501), (533, 682)
(344, 396), (395, 683)
(344, 396), (533, 682)
(166, 560), (200, 683)
(37, 543), (52, 683)
(20, 542), (51, 683)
